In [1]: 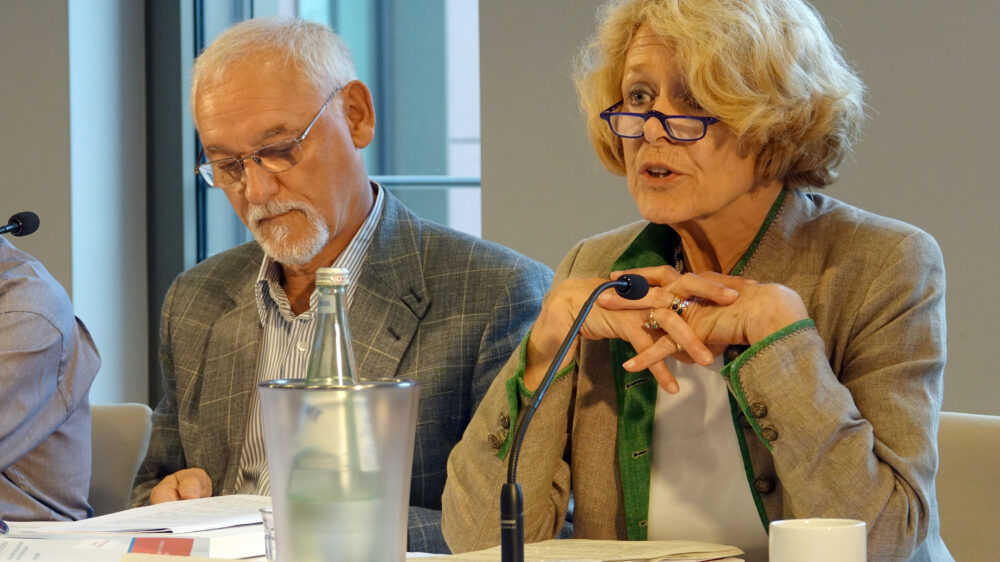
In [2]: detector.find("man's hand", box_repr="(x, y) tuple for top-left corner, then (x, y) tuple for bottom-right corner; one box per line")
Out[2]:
(149, 468), (213, 504)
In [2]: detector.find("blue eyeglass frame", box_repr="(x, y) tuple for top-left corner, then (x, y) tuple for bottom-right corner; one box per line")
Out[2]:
(599, 101), (720, 141)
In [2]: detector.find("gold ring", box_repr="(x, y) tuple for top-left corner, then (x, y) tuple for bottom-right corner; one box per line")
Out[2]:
(643, 309), (659, 331)
(676, 342), (684, 353)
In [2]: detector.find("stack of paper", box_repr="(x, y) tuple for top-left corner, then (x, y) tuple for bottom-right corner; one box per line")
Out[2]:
(20, 495), (271, 534)
(2, 495), (270, 560)
(420, 538), (744, 561)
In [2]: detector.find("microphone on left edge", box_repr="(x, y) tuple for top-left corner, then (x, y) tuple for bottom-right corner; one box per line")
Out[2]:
(0, 212), (40, 237)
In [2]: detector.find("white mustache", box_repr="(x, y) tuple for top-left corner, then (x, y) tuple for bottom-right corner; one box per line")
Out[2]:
(247, 200), (311, 227)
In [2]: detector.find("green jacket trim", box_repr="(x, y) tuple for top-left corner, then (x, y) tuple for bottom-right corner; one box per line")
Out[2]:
(610, 223), (680, 540)
(729, 188), (786, 277)
(498, 330), (577, 460)
(721, 318), (817, 453)
(728, 393), (770, 530)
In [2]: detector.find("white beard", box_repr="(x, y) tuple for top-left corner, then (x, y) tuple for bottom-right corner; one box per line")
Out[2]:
(247, 199), (329, 266)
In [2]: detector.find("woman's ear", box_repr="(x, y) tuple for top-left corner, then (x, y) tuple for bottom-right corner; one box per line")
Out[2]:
(340, 80), (376, 149)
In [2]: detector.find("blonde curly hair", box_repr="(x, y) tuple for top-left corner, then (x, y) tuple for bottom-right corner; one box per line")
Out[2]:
(575, 0), (866, 189)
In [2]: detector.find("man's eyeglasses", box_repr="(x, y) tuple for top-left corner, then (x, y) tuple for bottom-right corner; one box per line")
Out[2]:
(600, 101), (719, 142)
(195, 88), (341, 188)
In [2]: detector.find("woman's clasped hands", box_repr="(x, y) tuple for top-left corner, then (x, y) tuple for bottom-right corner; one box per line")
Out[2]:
(524, 264), (809, 394)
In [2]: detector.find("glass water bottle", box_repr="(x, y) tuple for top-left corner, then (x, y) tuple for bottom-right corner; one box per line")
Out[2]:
(305, 267), (358, 387)
(288, 267), (388, 561)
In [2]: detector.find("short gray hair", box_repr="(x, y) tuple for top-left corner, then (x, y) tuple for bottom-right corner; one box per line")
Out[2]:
(191, 16), (357, 107)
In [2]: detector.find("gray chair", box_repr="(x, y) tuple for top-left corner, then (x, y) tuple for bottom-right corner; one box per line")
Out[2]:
(936, 411), (1000, 561)
(88, 402), (153, 516)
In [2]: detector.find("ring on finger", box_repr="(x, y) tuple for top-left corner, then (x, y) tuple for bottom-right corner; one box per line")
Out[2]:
(675, 342), (684, 353)
(643, 309), (659, 331)
(672, 297), (692, 317)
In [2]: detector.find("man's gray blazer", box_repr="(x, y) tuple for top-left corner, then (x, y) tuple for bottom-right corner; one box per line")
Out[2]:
(131, 191), (552, 553)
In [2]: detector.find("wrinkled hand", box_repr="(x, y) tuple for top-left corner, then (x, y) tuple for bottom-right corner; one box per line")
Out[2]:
(524, 268), (741, 393)
(149, 468), (213, 504)
(601, 265), (808, 380)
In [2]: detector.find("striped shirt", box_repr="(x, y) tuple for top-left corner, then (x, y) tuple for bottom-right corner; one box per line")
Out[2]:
(232, 183), (385, 495)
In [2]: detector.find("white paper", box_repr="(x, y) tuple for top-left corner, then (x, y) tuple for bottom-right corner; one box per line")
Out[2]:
(0, 536), (131, 561)
(16, 495), (272, 535)
(418, 539), (744, 561)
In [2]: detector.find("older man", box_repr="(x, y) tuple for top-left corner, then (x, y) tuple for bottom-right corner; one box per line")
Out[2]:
(129, 16), (550, 553)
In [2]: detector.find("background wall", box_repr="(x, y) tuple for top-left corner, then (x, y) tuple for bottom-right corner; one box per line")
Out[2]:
(480, 0), (999, 415)
(0, 0), (148, 405)
(1, 2), (73, 284)
(480, 0), (639, 269)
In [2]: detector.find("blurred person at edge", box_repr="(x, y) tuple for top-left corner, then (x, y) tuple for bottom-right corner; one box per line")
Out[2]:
(129, 16), (552, 554)
(1, 236), (100, 521)
(442, 1), (949, 560)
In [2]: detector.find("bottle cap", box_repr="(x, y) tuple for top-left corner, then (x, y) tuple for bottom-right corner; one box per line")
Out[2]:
(316, 267), (350, 286)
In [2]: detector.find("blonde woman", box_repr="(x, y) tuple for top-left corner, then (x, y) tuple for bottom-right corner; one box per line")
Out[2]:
(442, 1), (950, 560)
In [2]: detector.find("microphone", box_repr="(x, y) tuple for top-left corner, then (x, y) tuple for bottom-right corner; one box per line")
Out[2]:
(0, 212), (40, 237)
(501, 273), (649, 562)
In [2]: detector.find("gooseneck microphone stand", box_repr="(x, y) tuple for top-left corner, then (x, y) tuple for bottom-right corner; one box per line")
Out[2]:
(501, 274), (649, 562)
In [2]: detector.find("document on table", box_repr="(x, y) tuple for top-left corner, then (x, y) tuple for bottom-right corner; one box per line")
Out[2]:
(1, 526), (265, 560)
(420, 538), (744, 561)
(14, 495), (271, 534)
(0, 536), (132, 561)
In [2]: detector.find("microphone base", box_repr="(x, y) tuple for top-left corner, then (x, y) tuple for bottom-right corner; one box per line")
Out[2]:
(500, 482), (524, 562)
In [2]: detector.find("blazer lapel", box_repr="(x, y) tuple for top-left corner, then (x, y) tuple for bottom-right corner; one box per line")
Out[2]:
(350, 191), (428, 379)
(197, 246), (263, 491)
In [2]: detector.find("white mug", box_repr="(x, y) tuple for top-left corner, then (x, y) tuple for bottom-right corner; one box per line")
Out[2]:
(769, 518), (866, 562)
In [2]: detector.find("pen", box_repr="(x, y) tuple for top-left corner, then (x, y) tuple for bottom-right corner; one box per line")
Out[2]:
(0, 519), (8, 535)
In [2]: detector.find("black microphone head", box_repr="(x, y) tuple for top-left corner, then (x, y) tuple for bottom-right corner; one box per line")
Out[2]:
(614, 273), (649, 300)
(9, 212), (39, 236)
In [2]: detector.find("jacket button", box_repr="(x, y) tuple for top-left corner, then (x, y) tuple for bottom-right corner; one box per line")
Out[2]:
(761, 426), (778, 442)
(488, 433), (503, 450)
(499, 413), (510, 430)
(750, 402), (768, 418)
(753, 476), (776, 494)
(724, 345), (748, 363)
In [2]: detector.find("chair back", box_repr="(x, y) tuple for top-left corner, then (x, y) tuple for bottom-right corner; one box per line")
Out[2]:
(88, 402), (153, 516)
(936, 411), (1000, 560)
